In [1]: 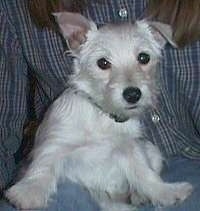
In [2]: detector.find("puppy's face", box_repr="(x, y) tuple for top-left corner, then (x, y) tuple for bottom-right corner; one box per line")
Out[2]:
(53, 12), (175, 120)
(73, 22), (162, 119)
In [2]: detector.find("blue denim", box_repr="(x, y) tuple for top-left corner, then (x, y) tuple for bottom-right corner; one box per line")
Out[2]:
(0, 157), (199, 211)
(0, 180), (100, 211)
(139, 157), (200, 211)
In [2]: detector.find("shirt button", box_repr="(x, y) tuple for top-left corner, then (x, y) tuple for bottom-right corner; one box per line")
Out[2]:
(118, 8), (128, 18)
(184, 147), (191, 152)
(151, 113), (160, 123)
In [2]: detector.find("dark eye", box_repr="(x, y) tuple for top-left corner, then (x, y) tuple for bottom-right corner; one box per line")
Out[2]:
(137, 52), (150, 65)
(97, 58), (111, 70)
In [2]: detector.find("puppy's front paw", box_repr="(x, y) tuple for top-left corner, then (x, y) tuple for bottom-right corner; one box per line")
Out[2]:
(130, 191), (149, 206)
(153, 182), (193, 207)
(101, 202), (136, 211)
(5, 181), (49, 209)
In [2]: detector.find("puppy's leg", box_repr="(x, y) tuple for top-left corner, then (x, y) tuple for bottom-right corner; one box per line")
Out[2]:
(121, 143), (193, 207)
(5, 145), (65, 209)
(144, 141), (164, 174)
(89, 189), (136, 211)
(130, 141), (164, 206)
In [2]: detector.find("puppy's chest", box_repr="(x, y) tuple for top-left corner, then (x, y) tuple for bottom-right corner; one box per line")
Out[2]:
(63, 93), (142, 144)
(78, 115), (140, 145)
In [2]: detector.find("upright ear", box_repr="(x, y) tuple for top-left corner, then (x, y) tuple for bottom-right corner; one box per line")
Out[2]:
(148, 21), (177, 48)
(52, 12), (97, 50)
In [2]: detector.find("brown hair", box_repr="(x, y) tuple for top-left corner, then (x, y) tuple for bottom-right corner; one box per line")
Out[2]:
(28, 0), (87, 28)
(29, 0), (200, 47)
(147, 0), (200, 47)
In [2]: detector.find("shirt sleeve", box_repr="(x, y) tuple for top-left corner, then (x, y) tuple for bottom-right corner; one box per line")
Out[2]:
(0, 10), (29, 191)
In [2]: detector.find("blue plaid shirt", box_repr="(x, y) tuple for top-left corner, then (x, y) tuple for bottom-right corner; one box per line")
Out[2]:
(0, 0), (199, 190)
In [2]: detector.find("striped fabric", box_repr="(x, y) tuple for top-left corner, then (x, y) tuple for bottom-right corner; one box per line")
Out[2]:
(0, 0), (199, 191)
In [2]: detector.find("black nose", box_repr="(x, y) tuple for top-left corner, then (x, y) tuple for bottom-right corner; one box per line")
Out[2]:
(123, 87), (142, 104)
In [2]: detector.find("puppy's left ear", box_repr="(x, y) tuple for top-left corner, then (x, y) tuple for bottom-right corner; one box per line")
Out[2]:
(52, 12), (97, 50)
(148, 21), (177, 48)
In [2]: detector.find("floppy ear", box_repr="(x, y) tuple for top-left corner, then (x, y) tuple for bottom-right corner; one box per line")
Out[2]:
(148, 21), (177, 48)
(52, 12), (97, 50)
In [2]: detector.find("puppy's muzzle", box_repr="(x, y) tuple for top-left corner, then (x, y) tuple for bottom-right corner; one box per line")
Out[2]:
(123, 87), (142, 104)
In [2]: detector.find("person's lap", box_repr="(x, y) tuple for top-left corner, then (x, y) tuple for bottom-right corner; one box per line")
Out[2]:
(0, 156), (199, 211)
(139, 157), (200, 211)
(0, 180), (100, 211)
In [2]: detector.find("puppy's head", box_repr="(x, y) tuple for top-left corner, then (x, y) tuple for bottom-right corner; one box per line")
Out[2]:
(54, 12), (176, 121)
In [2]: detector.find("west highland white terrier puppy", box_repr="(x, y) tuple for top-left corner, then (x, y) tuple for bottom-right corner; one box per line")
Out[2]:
(6, 12), (193, 211)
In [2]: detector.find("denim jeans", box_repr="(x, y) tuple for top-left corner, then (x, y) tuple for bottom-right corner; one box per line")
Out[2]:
(139, 157), (200, 211)
(0, 157), (199, 211)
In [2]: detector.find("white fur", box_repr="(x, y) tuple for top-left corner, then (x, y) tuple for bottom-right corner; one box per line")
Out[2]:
(5, 19), (192, 211)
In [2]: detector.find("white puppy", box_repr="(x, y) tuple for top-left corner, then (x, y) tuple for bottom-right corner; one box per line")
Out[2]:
(6, 12), (193, 211)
